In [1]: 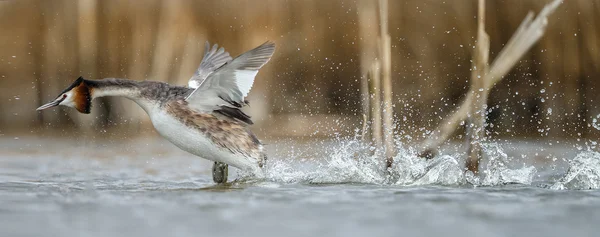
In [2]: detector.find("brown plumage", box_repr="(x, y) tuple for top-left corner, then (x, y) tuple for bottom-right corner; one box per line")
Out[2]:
(165, 99), (266, 168)
(73, 81), (92, 114)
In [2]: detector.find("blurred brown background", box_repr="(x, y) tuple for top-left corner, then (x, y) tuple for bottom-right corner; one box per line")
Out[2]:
(0, 0), (598, 141)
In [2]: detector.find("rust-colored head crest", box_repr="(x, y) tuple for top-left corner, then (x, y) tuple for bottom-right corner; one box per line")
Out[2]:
(67, 76), (92, 114)
(53, 76), (92, 114)
(37, 76), (93, 113)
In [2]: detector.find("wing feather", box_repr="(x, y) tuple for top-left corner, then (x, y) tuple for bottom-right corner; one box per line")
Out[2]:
(185, 42), (275, 118)
(188, 42), (233, 88)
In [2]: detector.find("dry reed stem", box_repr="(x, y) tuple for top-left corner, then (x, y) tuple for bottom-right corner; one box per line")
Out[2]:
(358, 0), (379, 129)
(361, 114), (369, 142)
(379, 0), (396, 169)
(465, 0), (490, 174)
(370, 61), (383, 147)
(419, 0), (563, 160)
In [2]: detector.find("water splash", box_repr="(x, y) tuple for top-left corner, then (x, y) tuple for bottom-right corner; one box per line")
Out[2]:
(477, 143), (537, 186)
(592, 114), (600, 131)
(548, 117), (600, 190)
(402, 155), (463, 186)
(551, 151), (600, 190)
(266, 138), (386, 184)
(263, 138), (536, 187)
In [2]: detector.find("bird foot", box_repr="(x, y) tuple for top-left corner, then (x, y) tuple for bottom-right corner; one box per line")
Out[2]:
(212, 161), (229, 183)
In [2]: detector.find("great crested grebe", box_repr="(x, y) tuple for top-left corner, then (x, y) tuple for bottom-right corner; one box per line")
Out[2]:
(37, 41), (275, 184)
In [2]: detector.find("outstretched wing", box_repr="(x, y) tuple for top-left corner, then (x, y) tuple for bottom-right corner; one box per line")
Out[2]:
(188, 42), (233, 88)
(185, 41), (275, 124)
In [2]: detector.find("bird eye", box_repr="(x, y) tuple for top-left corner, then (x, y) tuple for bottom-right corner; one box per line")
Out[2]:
(57, 94), (67, 103)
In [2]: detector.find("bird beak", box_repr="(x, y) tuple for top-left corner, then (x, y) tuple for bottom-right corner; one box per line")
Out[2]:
(36, 99), (61, 111)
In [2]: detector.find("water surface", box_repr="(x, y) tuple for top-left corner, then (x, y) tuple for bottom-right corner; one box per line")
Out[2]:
(1, 137), (599, 237)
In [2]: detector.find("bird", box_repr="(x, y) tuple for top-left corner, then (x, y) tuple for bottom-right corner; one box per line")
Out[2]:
(36, 41), (275, 184)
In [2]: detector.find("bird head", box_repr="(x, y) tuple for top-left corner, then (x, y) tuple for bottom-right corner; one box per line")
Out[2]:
(37, 76), (93, 114)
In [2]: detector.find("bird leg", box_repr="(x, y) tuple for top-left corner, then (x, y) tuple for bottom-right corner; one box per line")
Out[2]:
(212, 161), (228, 183)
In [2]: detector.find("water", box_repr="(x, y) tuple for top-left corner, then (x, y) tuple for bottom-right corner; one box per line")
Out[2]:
(1, 136), (600, 237)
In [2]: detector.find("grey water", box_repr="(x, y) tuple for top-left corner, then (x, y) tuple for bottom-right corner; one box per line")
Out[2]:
(1, 137), (600, 237)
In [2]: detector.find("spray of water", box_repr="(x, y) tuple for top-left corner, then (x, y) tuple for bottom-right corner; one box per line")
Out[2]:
(245, 113), (600, 189)
(477, 143), (537, 186)
(260, 137), (541, 187)
(550, 151), (600, 190)
(548, 114), (600, 189)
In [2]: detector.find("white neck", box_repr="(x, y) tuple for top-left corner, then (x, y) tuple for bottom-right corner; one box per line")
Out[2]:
(89, 79), (156, 114)
(92, 87), (139, 100)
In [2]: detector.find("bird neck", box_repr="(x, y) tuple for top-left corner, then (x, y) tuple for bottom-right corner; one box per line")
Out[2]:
(86, 78), (142, 100)
(85, 78), (158, 113)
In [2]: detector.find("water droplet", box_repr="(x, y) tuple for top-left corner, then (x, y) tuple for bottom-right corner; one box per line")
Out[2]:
(593, 114), (600, 131)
